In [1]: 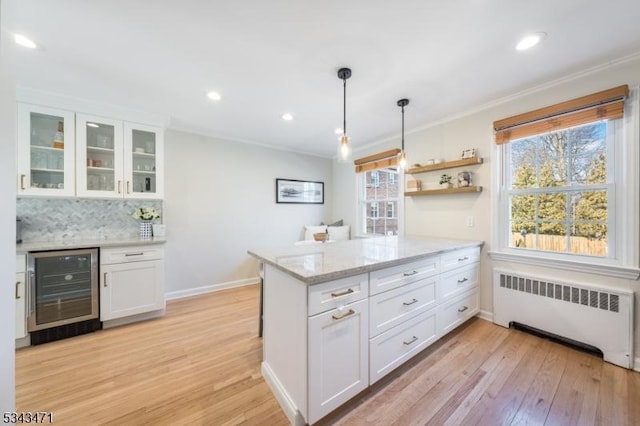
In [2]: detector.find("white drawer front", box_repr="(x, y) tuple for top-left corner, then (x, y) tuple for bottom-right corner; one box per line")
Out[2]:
(439, 263), (479, 302)
(370, 256), (439, 296)
(369, 307), (438, 384)
(369, 275), (437, 337)
(100, 245), (164, 265)
(438, 288), (479, 336)
(16, 254), (26, 273)
(440, 247), (480, 272)
(308, 273), (368, 316)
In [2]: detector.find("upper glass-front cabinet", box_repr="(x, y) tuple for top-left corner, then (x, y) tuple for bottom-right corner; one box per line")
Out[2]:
(124, 122), (164, 199)
(17, 103), (76, 196)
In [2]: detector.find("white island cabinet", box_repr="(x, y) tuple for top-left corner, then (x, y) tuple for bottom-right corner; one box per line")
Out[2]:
(250, 236), (482, 425)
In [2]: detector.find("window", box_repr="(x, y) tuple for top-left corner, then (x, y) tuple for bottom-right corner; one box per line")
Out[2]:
(495, 85), (639, 271)
(505, 121), (613, 256)
(360, 168), (400, 235)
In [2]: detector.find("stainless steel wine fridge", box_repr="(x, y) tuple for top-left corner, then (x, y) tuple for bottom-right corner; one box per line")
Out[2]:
(27, 248), (101, 344)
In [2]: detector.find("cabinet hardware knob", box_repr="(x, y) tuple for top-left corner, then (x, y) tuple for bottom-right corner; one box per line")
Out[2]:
(125, 252), (144, 257)
(403, 270), (418, 277)
(20, 174), (26, 190)
(458, 306), (469, 313)
(457, 277), (469, 284)
(457, 256), (469, 262)
(15, 281), (21, 299)
(117, 180), (122, 194)
(403, 336), (418, 345)
(331, 288), (354, 298)
(403, 298), (418, 306)
(332, 309), (355, 320)
(104, 272), (108, 287)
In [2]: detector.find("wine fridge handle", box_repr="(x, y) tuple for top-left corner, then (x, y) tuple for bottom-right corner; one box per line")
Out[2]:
(28, 270), (35, 316)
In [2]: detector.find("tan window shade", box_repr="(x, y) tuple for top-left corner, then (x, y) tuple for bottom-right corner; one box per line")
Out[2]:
(354, 149), (400, 173)
(494, 85), (629, 145)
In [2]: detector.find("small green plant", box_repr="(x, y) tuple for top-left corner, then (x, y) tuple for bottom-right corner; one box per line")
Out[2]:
(439, 174), (452, 185)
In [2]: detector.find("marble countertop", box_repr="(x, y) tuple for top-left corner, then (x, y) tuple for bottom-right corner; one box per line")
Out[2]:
(16, 237), (167, 254)
(248, 235), (482, 285)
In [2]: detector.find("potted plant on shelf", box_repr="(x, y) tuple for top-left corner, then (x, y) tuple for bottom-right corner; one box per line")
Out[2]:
(439, 174), (453, 189)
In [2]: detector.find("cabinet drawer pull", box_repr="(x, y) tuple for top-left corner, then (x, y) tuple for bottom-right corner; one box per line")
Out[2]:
(403, 270), (418, 277)
(403, 336), (418, 346)
(125, 252), (145, 257)
(15, 281), (21, 299)
(403, 298), (418, 306)
(457, 277), (469, 284)
(331, 288), (354, 298)
(457, 256), (469, 262)
(20, 174), (26, 190)
(104, 272), (108, 287)
(332, 309), (355, 320)
(457, 305), (469, 313)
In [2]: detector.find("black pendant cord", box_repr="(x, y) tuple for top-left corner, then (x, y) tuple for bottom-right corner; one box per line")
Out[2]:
(401, 104), (405, 151)
(342, 77), (347, 136)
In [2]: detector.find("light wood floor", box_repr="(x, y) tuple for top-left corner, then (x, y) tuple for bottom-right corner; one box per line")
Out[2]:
(16, 284), (640, 426)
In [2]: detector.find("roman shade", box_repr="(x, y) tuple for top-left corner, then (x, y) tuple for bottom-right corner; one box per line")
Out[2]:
(353, 149), (400, 173)
(493, 85), (629, 145)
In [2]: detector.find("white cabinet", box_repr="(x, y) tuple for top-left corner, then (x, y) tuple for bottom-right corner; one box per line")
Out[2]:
(308, 298), (368, 424)
(76, 115), (164, 199)
(100, 245), (165, 321)
(17, 103), (76, 196)
(17, 102), (164, 199)
(15, 255), (26, 339)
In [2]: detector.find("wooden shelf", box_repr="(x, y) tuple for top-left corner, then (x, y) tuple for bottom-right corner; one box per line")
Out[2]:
(405, 185), (482, 196)
(407, 157), (483, 174)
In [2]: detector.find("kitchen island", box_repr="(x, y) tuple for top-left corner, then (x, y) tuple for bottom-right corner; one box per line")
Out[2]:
(248, 235), (483, 425)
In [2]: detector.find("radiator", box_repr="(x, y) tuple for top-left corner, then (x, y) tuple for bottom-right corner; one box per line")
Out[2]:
(493, 269), (634, 369)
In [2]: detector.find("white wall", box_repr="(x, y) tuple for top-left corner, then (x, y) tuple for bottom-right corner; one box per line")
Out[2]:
(163, 130), (333, 297)
(333, 54), (640, 363)
(0, 0), (17, 411)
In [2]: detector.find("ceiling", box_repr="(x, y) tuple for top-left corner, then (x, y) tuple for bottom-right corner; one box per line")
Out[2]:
(9, 0), (640, 158)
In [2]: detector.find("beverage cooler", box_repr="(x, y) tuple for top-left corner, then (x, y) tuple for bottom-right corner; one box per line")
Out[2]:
(27, 248), (101, 344)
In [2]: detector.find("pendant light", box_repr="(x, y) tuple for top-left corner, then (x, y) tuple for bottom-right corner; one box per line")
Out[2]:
(337, 67), (352, 162)
(397, 98), (409, 170)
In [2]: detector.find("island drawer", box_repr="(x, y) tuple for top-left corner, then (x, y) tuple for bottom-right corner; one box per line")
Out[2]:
(369, 307), (438, 384)
(439, 263), (479, 302)
(369, 275), (437, 337)
(369, 256), (439, 296)
(100, 245), (164, 265)
(438, 288), (479, 335)
(308, 273), (368, 316)
(440, 247), (480, 272)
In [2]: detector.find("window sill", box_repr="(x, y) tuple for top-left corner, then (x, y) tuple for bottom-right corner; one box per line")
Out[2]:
(488, 250), (640, 280)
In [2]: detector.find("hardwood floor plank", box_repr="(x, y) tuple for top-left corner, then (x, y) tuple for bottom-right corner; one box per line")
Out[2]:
(15, 285), (640, 426)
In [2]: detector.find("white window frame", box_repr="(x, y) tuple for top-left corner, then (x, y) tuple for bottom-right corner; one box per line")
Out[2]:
(356, 167), (404, 237)
(371, 171), (380, 187)
(490, 87), (640, 279)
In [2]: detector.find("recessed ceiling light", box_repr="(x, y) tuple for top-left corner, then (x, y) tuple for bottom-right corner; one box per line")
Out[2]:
(282, 113), (293, 121)
(334, 128), (343, 134)
(516, 32), (546, 51)
(87, 122), (99, 128)
(14, 34), (37, 49)
(206, 91), (221, 101)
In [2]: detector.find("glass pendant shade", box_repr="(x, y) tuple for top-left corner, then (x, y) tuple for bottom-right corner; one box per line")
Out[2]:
(338, 134), (351, 162)
(398, 150), (407, 170)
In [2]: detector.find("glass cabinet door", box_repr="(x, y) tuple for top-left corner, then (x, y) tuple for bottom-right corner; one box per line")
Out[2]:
(124, 122), (164, 199)
(75, 114), (123, 198)
(17, 103), (75, 196)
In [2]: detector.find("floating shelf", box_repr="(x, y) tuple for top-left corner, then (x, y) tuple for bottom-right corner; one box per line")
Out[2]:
(407, 156), (483, 174)
(405, 186), (482, 196)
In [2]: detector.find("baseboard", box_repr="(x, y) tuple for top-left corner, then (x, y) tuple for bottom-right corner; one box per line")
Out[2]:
(102, 309), (165, 329)
(165, 277), (259, 301)
(477, 309), (494, 322)
(635, 357), (640, 372)
(261, 362), (306, 426)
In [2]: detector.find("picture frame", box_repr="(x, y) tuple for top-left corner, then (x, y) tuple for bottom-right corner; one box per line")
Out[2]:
(461, 148), (476, 159)
(276, 178), (324, 204)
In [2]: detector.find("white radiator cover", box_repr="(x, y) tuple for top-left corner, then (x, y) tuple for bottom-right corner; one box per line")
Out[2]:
(493, 269), (634, 369)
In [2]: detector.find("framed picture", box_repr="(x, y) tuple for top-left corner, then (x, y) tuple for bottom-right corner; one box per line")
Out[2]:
(461, 148), (476, 159)
(276, 178), (324, 204)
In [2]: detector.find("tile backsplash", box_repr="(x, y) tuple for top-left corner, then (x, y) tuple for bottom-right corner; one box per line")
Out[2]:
(16, 198), (162, 242)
